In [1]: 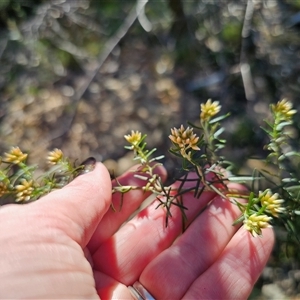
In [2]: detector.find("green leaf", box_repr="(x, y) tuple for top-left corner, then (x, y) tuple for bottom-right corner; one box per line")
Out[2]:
(169, 149), (182, 158)
(282, 177), (298, 183)
(133, 174), (148, 181)
(285, 185), (300, 191)
(187, 121), (202, 130)
(278, 152), (300, 161)
(149, 155), (164, 162)
(232, 214), (245, 225)
(145, 148), (157, 159)
(228, 176), (262, 182)
(276, 121), (293, 131)
(209, 113), (230, 124)
(213, 127), (225, 138)
(215, 144), (225, 149)
(262, 119), (273, 128)
(285, 151), (300, 157)
(286, 219), (296, 234)
(124, 145), (133, 150)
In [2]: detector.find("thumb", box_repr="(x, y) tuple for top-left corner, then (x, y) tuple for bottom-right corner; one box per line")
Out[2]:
(36, 162), (112, 248)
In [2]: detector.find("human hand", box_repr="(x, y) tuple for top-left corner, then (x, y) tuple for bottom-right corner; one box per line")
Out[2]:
(0, 162), (274, 299)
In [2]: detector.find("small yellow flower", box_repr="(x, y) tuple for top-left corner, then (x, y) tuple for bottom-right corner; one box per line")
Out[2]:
(47, 148), (64, 165)
(0, 182), (8, 197)
(243, 213), (272, 237)
(200, 99), (221, 121)
(124, 130), (142, 146)
(170, 125), (200, 149)
(272, 99), (297, 120)
(259, 189), (285, 217)
(4, 147), (28, 164)
(169, 125), (200, 161)
(15, 179), (34, 202)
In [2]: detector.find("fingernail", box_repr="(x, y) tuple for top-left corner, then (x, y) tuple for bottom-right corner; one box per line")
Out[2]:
(79, 157), (96, 175)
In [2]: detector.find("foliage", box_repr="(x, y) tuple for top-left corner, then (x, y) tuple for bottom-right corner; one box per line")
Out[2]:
(1, 99), (299, 245)
(117, 99), (299, 239)
(0, 1), (300, 296)
(0, 147), (95, 204)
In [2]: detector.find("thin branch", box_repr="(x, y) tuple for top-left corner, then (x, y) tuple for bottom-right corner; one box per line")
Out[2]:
(48, 0), (149, 142)
(137, 0), (152, 32)
(240, 0), (256, 102)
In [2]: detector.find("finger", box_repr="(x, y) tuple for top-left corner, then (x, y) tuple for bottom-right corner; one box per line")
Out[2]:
(182, 227), (274, 299)
(92, 178), (217, 285)
(94, 271), (135, 299)
(88, 164), (167, 253)
(139, 185), (248, 299)
(33, 162), (112, 248)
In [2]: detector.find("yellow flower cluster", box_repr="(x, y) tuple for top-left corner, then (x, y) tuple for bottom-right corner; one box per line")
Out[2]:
(272, 98), (297, 120)
(169, 125), (200, 160)
(47, 148), (64, 165)
(0, 182), (8, 197)
(243, 214), (272, 237)
(200, 99), (221, 121)
(259, 189), (285, 217)
(124, 130), (142, 146)
(4, 147), (28, 164)
(15, 179), (34, 202)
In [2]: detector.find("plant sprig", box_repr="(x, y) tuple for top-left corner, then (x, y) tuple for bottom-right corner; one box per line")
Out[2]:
(116, 99), (297, 237)
(1, 98), (300, 241)
(0, 147), (93, 204)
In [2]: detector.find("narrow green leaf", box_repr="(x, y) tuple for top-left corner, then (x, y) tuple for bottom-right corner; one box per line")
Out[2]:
(286, 186), (300, 192)
(187, 121), (202, 130)
(282, 178), (298, 183)
(149, 155), (164, 162)
(276, 121), (292, 131)
(232, 214), (245, 225)
(209, 113), (230, 124)
(133, 174), (148, 181)
(213, 127), (225, 138)
(228, 176), (262, 182)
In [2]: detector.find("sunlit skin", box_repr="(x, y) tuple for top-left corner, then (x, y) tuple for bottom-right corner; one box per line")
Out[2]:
(0, 163), (274, 299)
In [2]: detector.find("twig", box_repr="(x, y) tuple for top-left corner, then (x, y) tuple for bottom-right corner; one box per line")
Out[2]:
(240, 0), (256, 102)
(48, 0), (149, 142)
(137, 0), (152, 32)
(74, 0), (149, 104)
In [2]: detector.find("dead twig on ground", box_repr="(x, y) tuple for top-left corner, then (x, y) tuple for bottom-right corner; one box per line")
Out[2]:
(47, 0), (150, 143)
(240, 0), (256, 102)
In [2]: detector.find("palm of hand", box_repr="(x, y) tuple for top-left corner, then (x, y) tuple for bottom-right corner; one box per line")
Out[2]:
(0, 163), (273, 299)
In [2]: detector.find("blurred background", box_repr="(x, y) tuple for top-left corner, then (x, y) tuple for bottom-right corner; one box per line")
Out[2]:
(0, 0), (300, 298)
